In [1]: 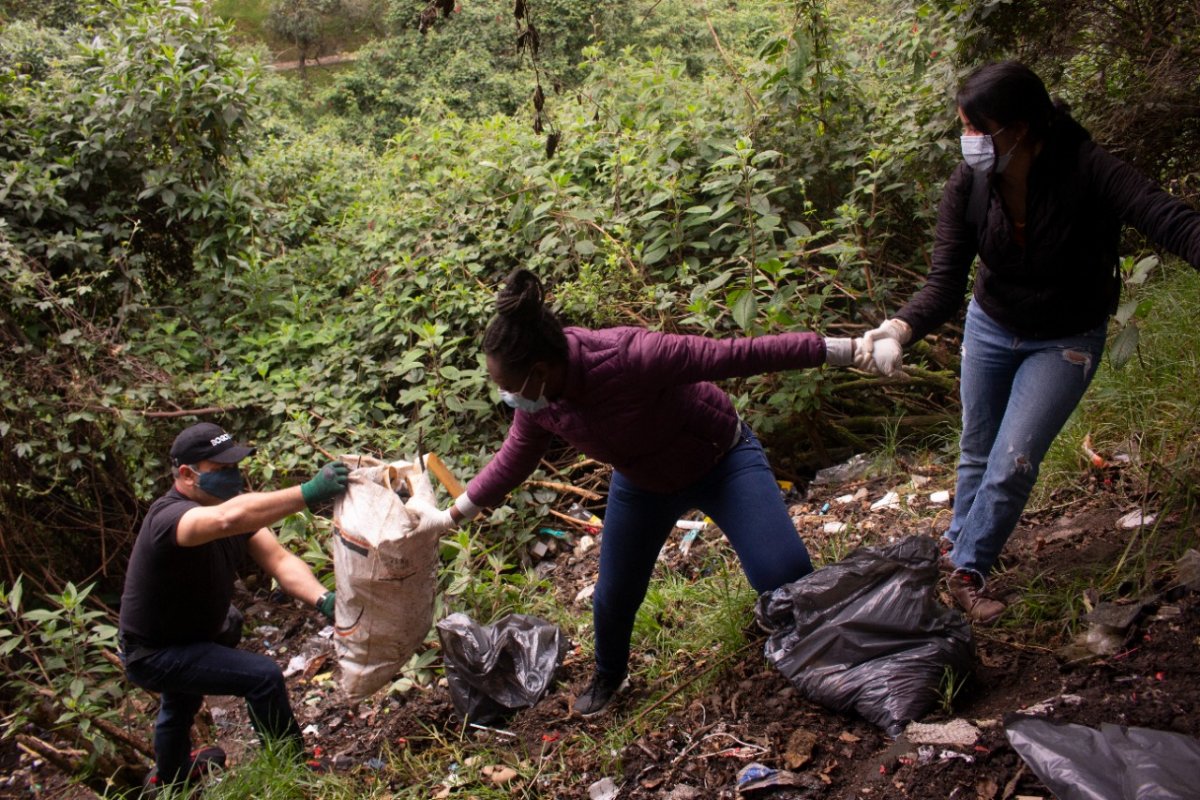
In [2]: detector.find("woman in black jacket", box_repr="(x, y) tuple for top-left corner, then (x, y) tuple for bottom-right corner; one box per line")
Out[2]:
(862, 61), (1200, 623)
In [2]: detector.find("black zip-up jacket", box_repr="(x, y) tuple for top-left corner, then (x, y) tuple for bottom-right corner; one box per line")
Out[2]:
(897, 116), (1200, 341)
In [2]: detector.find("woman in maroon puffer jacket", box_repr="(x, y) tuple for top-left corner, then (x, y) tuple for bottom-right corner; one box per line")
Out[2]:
(416, 267), (898, 716)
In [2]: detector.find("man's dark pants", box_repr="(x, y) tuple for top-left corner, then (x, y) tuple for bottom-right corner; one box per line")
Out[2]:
(124, 640), (303, 784)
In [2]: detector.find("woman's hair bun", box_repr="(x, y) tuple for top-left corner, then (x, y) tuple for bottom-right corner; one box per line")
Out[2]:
(495, 269), (544, 320)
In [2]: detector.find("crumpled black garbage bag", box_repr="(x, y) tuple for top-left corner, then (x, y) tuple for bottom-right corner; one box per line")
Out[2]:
(436, 612), (566, 725)
(1006, 716), (1200, 800)
(755, 536), (974, 736)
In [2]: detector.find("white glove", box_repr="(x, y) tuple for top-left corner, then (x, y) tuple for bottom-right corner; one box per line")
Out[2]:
(852, 336), (903, 375)
(868, 337), (903, 376)
(406, 498), (456, 536)
(824, 337), (855, 367)
(861, 318), (912, 355)
(408, 492), (482, 536)
(852, 337), (874, 371)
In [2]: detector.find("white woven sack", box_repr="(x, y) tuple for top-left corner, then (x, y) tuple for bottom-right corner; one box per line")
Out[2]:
(331, 455), (441, 700)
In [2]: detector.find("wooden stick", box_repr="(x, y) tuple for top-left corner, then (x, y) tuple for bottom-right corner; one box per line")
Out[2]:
(561, 458), (604, 474)
(101, 649), (123, 670)
(425, 453), (465, 498)
(91, 716), (154, 759)
(524, 479), (602, 501)
(16, 734), (85, 771)
(705, 16), (759, 111)
(546, 509), (600, 531)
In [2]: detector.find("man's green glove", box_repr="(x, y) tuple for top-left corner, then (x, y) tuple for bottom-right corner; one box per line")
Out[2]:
(316, 590), (336, 621)
(301, 461), (349, 509)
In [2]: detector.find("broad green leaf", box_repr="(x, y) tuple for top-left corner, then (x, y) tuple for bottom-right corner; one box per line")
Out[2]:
(730, 289), (757, 331)
(1108, 323), (1139, 369)
(643, 246), (668, 265)
(1114, 299), (1138, 326)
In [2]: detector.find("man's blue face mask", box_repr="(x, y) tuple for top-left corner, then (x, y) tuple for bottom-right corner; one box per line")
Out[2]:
(191, 465), (244, 500)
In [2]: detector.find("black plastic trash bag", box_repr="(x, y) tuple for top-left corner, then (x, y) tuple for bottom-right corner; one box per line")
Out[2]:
(437, 612), (566, 725)
(755, 536), (974, 736)
(1006, 716), (1200, 800)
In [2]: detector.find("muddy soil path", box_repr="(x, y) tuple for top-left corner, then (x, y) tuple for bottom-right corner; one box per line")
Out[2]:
(269, 51), (359, 72)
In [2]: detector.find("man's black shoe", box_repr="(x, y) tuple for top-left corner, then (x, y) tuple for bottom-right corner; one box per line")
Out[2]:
(143, 746), (226, 797)
(572, 672), (628, 717)
(185, 746), (226, 777)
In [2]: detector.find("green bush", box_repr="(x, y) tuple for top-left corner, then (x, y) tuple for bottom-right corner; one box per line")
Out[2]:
(0, 0), (265, 581)
(0, 578), (135, 784)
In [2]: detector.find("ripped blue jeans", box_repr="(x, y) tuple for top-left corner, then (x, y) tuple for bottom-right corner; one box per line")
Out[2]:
(945, 299), (1106, 580)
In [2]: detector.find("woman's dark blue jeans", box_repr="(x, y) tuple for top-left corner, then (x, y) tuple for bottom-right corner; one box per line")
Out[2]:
(591, 422), (813, 681)
(124, 641), (303, 784)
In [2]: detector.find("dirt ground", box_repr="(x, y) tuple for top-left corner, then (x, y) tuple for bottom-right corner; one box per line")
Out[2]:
(7, 459), (1200, 799)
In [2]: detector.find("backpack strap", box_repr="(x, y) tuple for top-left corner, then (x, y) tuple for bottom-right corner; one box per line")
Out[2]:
(964, 169), (990, 242)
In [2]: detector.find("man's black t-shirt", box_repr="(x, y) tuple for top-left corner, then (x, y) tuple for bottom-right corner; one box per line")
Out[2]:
(119, 488), (252, 647)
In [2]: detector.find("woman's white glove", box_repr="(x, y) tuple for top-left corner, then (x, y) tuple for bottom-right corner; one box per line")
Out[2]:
(866, 337), (904, 376)
(861, 318), (912, 352)
(859, 318), (910, 377)
(852, 337), (874, 371)
(406, 499), (456, 536)
(407, 494), (478, 535)
(829, 337), (904, 376)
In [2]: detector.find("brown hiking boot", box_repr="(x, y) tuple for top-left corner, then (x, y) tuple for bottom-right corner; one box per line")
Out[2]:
(949, 570), (1005, 625)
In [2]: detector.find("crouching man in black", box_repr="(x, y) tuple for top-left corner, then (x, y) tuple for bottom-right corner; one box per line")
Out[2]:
(119, 422), (347, 792)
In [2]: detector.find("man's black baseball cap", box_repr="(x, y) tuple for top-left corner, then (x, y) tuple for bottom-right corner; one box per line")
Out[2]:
(170, 423), (256, 467)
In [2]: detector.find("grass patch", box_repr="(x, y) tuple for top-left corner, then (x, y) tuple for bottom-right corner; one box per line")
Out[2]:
(209, 0), (271, 40)
(149, 741), (372, 800)
(1001, 569), (1096, 640)
(631, 550), (757, 663)
(379, 721), (548, 799)
(578, 546), (762, 762)
(1037, 261), (1200, 514)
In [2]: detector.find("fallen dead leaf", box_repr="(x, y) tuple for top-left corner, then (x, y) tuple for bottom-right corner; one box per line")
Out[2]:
(482, 764), (518, 786)
(785, 728), (818, 768)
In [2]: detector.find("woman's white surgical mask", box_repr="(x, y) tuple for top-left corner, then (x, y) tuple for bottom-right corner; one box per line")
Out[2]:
(499, 371), (549, 414)
(960, 127), (1018, 174)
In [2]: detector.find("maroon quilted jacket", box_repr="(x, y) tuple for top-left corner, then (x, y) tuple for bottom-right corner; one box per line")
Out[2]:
(464, 326), (827, 505)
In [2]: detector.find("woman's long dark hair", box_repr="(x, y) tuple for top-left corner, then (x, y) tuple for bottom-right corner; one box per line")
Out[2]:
(956, 61), (1060, 141)
(482, 269), (568, 372)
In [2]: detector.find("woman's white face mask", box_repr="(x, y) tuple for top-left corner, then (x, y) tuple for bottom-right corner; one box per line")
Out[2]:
(960, 127), (1018, 173)
(499, 369), (549, 413)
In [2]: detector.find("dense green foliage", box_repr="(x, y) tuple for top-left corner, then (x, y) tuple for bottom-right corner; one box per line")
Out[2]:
(1, 0), (263, 584)
(3, 0), (1199, 789)
(323, 0), (783, 144)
